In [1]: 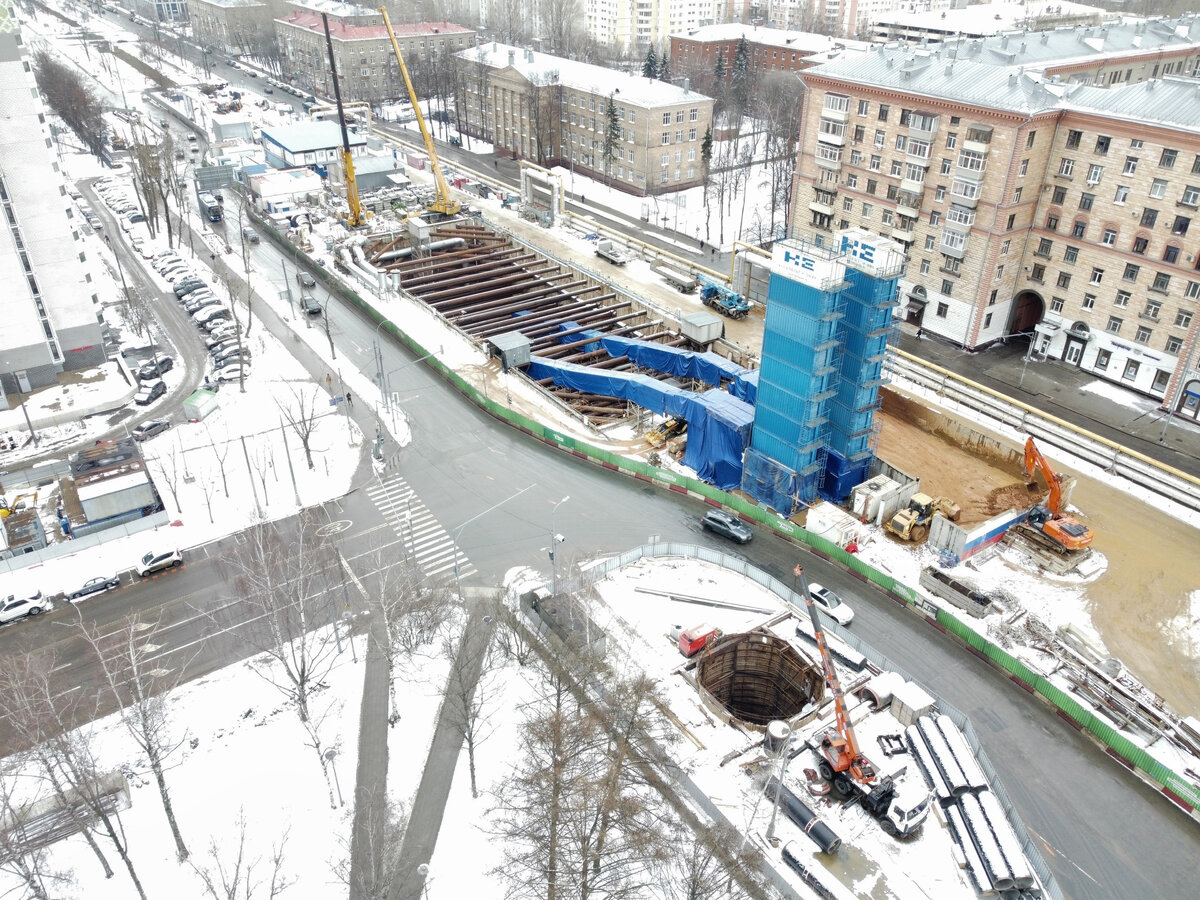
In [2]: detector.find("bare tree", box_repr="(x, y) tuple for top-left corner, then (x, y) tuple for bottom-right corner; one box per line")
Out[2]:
(153, 444), (183, 514)
(190, 811), (291, 900)
(199, 476), (216, 523)
(332, 788), (407, 900)
(277, 386), (322, 469)
(33, 51), (106, 160)
(660, 823), (757, 900)
(439, 614), (501, 798)
(0, 758), (75, 900)
(204, 423), (232, 497)
(76, 615), (190, 861)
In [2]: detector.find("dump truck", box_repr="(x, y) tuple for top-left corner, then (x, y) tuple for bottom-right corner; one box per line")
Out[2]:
(887, 492), (961, 542)
(595, 239), (633, 266)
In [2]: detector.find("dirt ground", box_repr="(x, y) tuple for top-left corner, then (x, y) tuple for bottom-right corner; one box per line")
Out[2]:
(875, 387), (1200, 716)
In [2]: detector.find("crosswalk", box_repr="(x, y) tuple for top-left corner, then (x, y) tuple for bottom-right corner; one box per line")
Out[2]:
(365, 474), (475, 579)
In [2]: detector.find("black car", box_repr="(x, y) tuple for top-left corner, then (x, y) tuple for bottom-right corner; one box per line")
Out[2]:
(301, 294), (322, 316)
(134, 379), (167, 406)
(297, 272), (316, 288)
(132, 419), (171, 441)
(700, 510), (753, 544)
(241, 226), (260, 243)
(137, 356), (174, 380)
(174, 278), (208, 297)
(67, 574), (121, 600)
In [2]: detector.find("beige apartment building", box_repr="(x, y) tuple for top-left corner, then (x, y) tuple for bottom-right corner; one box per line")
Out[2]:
(792, 17), (1200, 415)
(455, 44), (715, 196)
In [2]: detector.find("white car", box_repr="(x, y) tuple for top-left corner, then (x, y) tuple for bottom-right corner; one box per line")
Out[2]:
(0, 591), (48, 624)
(213, 364), (249, 383)
(807, 582), (855, 627)
(136, 548), (182, 577)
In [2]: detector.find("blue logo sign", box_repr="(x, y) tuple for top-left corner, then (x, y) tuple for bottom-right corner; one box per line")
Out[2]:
(781, 249), (818, 272)
(840, 234), (876, 264)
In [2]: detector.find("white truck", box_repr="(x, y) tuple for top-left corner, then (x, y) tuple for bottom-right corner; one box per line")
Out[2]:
(595, 239), (633, 266)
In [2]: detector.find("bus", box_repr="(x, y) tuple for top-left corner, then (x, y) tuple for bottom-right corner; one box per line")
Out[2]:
(197, 191), (223, 223)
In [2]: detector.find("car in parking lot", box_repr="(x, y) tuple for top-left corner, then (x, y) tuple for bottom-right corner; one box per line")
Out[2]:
(174, 278), (207, 296)
(206, 322), (239, 341)
(136, 356), (174, 380)
(153, 256), (184, 273)
(0, 591), (48, 624)
(241, 226), (260, 243)
(213, 364), (249, 383)
(806, 582), (855, 627)
(700, 509), (753, 544)
(184, 294), (221, 313)
(136, 548), (182, 577)
(88, 216), (103, 230)
(300, 294), (322, 316)
(195, 306), (232, 327)
(67, 574), (121, 601)
(212, 349), (249, 369)
(132, 418), (171, 441)
(162, 268), (197, 284)
(297, 271), (316, 288)
(134, 378), (167, 405)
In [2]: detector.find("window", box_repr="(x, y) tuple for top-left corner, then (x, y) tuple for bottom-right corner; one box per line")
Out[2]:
(1173, 216), (1191, 235)
(887, 184), (899, 200)
(1064, 246), (1079, 263)
(1167, 336), (1184, 354)
(662, 112), (671, 125)
(1194, 154), (1200, 174)
(1095, 135), (1111, 154)
(1053, 186), (1067, 204)
(1036, 238), (1053, 257)
(662, 132), (670, 145)
(676, 111), (685, 124)
(1090, 267), (1105, 285)
(1133, 237), (1148, 255)
(929, 211), (941, 226)
(989, 290), (999, 305)
(1160, 148), (1178, 168)
(935, 185), (946, 202)
(940, 158), (952, 174)
(1002, 239), (1011, 254)
(1072, 220), (1086, 238)
(1082, 294), (1096, 309)
(1145, 299), (1163, 321)
(1124, 156), (1138, 175)
(870, 154), (881, 171)
(1057, 271), (1072, 288)
(1030, 264), (1046, 282)
(1026, 131), (1036, 149)
(1136, 326), (1153, 344)
(1115, 290), (1131, 307)
(1095, 349), (1111, 370)
(1186, 281), (1200, 300)
(850, 150), (863, 166)
(843, 197), (854, 212)
(1142, 208), (1158, 227)
(920, 259), (931, 274)
(874, 130), (885, 148)
(984, 313), (993, 328)
(1047, 213), (1059, 230)
(1051, 296), (1066, 313)
(958, 149), (986, 171)
(895, 135), (908, 151)
(924, 235), (936, 251)
(941, 280), (954, 295)
(1007, 214), (1016, 230)
(861, 202), (873, 218)
(1107, 316), (1123, 334)
(1163, 245), (1180, 263)
(882, 209), (894, 226)
(1131, 140), (1144, 149)
(1122, 359), (1139, 381)
(1102, 228), (1117, 246)
(1125, 263), (1141, 281)
(878, 104), (889, 121)
(891, 160), (903, 176)
(995, 265), (1004, 280)
(1114, 185), (1130, 205)
(1177, 308), (1195, 327)
(1087, 164), (1104, 185)
(1058, 158), (1075, 177)
(857, 99), (869, 116)
(853, 124), (865, 142)
(1019, 159), (1029, 176)
(1150, 178), (1168, 199)
(1152, 272), (1171, 292)
(1014, 187), (1023, 202)
(1183, 185), (1200, 206)
(946, 132), (957, 149)
(936, 301), (949, 317)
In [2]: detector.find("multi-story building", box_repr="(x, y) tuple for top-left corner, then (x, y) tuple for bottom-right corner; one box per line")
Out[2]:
(455, 43), (715, 196)
(870, 1), (1107, 45)
(670, 22), (869, 82)
(190, 0), (277, 58)
(792, 17), (1200, 413)
(129, 0), (190, 22)
(0, 4), (106, 397)
(274, 7), (475, 103)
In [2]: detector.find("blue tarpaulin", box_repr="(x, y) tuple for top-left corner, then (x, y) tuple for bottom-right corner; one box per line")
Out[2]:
(600, 336), (748, 386)
(729, 369), (759, 405)
(526, 356), (754, 490)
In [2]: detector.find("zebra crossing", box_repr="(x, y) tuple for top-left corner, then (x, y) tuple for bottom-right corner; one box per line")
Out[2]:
(365, 474), (475, 579)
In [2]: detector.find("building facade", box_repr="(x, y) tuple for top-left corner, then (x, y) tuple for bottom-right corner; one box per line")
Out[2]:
(455, 44), (715, 196)
(275, 8), (474, 103)
(791, 17), (1200, 412)
(670, 22), (868, 81)
(1, 1), (106, 398)
(190, 0), (278, 57)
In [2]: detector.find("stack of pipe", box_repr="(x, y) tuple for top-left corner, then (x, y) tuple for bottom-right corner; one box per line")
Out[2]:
(916, 716), (972, 797)
(933, 714), (989, 792)
(905, 722), (953, 802)
(960, 793), (1016, 892)
(781, 842), (841, 900)
(979, 791), (1035, 890)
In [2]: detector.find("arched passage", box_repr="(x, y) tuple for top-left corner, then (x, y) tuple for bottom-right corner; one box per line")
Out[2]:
(1010, 290), (1044, 335)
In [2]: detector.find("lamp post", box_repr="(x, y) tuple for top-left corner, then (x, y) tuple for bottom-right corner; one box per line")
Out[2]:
(1016, 329), (1039, 390)
(450, 482), (538, 599)
(549, 495), (570, 597)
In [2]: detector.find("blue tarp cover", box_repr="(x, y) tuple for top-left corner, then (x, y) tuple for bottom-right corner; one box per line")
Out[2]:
(729, 369), (759, 405)
(526, 357), (753, 490)
(601, 335), (748, 385)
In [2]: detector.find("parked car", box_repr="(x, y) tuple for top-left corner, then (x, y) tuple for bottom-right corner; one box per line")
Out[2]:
(132, 418), (171, 441)
(297, 271), (316, 288)
(136, 548), (182, 577)
(195, 306), (232, 327)
(205, 332), (240, 351)
(807, 582), (855, 627)
(126, 211), (147, 223)
(184, 295), (221, 314)
(212, 350), (249, 369)
(213, 364), (249, 383)
(241, 226), (260, 243)
(300, 294), (322, 316)
(700, 509), (753, 544)
(174, 278), (208, 296)
(162, 268), (197, 284)
(136, 356), (174, 380)
(67, 574), (121, 601)
(134, 379), (167, 405)
(203, 316), (235, 333)
(0, 591), (48, 624)
(206, 322), (239, 342)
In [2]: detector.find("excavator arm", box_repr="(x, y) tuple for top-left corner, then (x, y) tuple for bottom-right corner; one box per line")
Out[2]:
(1022, 436), (1062, 515)
(379, 8), (461, 217)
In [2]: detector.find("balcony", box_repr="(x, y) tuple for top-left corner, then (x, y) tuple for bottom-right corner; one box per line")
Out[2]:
(821, 104), (849, 123)
(940, 228), (968, 258)
(900, 177), (925, 196)
(814, 145), (843, 169)
(897, 191), (923, 214)
(962, 139), (990, 155)
(808, 200), (834, 216)
(891, 225), (915, 243)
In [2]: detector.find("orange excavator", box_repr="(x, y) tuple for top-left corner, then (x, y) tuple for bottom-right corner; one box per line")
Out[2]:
(795, 565), (930, 837)
(1019, 437), (1094, 553)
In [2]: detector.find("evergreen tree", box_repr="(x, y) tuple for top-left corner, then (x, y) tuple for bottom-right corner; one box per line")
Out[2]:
(642, 45), (658, 79)
(658, 49), (671, 82)
(602, 93), (621, 185)
(701, 125), (714, 169)
(731, 36), (752, 113)
(714, 49), (726, 79)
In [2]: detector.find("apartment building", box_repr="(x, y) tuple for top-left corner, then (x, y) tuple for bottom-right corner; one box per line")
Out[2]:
(274, 8), (475, 103)
(871, 1), (1106, 45)
(455, 44), (714, 196)
(792, 18), (1200, 412)
(190, 0), (277, 57)
(670, 23), (869, 79)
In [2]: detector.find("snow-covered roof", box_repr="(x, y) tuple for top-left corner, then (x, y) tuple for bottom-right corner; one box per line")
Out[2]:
(874, 0), (1110, 37)
(260, 121), (367, 152)
(276, 10), (472, 41)
(672, 23), (872, 55)
(456, 43), (713, 108)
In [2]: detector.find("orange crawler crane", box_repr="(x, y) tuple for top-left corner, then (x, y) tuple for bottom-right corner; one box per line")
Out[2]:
(1020, 437), (1095, 553)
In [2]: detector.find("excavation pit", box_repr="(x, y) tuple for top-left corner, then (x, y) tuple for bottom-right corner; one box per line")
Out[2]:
(695, 631), (824, 729)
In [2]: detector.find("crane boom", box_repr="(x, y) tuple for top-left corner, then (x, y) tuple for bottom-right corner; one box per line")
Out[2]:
(379, 8), (461, 217)
(320, 12), (365, 227)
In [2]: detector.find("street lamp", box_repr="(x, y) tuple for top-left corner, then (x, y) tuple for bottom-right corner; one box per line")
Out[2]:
(549, 495), (570, 597)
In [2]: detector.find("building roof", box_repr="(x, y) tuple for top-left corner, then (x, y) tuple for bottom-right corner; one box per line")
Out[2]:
(1064, 76), (1200, 134)
(671, 23), (872, 55)
(456, 43), (713, 108)
(276, 10), (472, 41)
(190, 0), (267, 9)
(260, 121), (367, 152)
(875, 1), (1109, 38)
(288, 0), (375, 16)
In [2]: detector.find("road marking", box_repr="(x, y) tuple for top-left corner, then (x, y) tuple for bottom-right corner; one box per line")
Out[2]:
(366, 474), (474, 579)
(316, 519), (353, 536)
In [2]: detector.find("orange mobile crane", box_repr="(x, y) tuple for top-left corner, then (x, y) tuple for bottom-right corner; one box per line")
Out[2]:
(379, 7), (461, 218)
(1019, 437), (1094, 553)
(794, 565), (930, 837)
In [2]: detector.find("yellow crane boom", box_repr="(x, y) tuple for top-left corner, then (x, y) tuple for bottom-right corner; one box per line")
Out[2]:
(379, 7), (461, 217)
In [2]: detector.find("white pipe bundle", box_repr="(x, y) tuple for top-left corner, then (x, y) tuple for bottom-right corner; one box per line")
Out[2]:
(960, 792), (1016, 892)
(934, 714), (989, 792)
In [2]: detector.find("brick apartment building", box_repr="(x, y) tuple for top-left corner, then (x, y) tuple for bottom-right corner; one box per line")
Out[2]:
(792, 17), (1200, 415)
(455, 44), (714, 196)
(670, 22), (869, 83)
